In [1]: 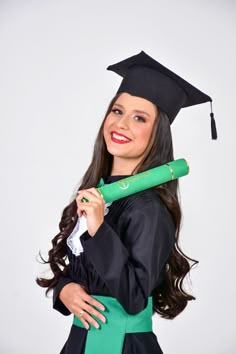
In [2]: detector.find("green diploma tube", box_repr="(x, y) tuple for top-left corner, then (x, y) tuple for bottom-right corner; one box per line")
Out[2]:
(97, 158), (189, 203)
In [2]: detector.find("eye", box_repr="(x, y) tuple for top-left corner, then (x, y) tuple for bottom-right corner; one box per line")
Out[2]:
(111, 108), (122, 115)
(133, 115), (146, 123)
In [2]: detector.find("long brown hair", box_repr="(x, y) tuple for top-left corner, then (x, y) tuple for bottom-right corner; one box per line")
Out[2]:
(37, 93), (198, 319)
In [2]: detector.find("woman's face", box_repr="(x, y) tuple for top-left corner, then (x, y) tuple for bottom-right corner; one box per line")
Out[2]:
(103, 92), (157, 173)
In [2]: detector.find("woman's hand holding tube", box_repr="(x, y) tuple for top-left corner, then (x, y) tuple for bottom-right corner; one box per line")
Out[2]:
(76, 188), (105, 237)
(59, 283), (106, 330)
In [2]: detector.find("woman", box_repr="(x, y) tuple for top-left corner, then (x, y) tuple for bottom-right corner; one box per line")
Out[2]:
(37, 51), (216, 353)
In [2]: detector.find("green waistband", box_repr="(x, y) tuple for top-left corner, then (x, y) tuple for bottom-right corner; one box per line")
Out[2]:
(73, 295), (153, 354)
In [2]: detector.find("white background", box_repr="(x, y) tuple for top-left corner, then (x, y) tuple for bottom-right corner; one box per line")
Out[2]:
(0, 0), (235, 353)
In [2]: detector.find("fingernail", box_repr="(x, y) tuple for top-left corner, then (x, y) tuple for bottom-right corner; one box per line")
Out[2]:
(95, 323), (100, 329)
(85, 324), (89, 330)
(100, 306), (105, 311)
(101, 317), (106, 323)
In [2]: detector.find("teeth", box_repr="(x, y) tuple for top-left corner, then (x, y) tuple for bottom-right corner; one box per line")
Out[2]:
(112, 133), (129, 141)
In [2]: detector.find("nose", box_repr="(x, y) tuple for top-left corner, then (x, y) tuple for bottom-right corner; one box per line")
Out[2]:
(116, 114), (129, 129)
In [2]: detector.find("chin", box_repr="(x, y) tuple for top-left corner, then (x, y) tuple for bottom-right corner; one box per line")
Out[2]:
(106, 144), (126, 156)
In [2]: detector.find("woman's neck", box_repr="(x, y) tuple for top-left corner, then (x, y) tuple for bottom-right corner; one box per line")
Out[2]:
(111, 157), (140, 176)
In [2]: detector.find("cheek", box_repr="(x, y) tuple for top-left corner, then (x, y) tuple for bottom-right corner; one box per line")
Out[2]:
(135, 126), (153, 143)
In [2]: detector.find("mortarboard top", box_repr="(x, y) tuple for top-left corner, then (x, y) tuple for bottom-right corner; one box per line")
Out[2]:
(107, 51), (217, 139)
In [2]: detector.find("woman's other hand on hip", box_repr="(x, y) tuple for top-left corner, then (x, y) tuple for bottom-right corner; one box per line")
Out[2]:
(59, 283), (106, 330)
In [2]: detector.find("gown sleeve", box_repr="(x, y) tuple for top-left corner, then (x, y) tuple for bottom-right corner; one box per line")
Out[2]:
(82, 194), (176, 315)
(52, 276), (73, 315)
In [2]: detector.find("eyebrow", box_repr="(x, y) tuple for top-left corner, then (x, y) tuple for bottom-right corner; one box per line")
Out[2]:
(113, 103), (151, 117)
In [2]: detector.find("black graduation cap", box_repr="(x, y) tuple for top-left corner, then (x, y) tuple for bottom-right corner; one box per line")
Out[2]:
(107, 51), (217, 140)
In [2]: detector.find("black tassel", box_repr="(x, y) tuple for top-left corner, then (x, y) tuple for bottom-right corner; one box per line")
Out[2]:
(210, 101), (217, 140)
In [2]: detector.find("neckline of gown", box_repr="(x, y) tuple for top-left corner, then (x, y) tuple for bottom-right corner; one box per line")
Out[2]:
(104, 175), (130, 184)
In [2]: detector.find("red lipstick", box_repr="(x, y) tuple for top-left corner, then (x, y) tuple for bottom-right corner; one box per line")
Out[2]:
(111, 131), (131, 144)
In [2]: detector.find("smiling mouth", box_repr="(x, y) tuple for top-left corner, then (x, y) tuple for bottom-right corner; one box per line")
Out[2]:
(111, 132), (131, 144)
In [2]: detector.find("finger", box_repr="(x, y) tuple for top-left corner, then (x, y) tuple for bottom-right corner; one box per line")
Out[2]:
(73, 288), (105, 314)
(76, 193), (92, 205)
(74, 306), (100, 329)
(86, 188), (104, 200)
(78, 287), (105, 312)
(79, 316), (90, 330)
(81, 311), (101, 329)
(77, 190), (104, 204)
(84, 294), (105, 311)
(76, 190), (89, 204)
(76, 202), (98, 214)
(75, 309), (90, 330)
(84, 303), (106, 323)
(76, 292), (106, 322)
(76, 208), (83, 217)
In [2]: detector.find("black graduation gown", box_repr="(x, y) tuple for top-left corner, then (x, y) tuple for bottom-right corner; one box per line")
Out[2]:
(53, 176), (176, 354)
